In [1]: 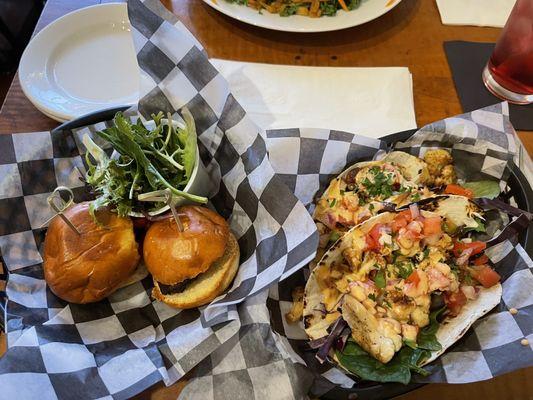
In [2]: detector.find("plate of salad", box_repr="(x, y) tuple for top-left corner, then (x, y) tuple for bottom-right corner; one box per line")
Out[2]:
(203, 0), (403, 33)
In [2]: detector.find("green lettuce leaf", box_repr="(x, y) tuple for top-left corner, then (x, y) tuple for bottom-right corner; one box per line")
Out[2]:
(463, 180), (500, 199)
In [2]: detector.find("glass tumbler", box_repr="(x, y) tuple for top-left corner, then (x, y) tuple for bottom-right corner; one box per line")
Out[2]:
(482, 0), (533, 105)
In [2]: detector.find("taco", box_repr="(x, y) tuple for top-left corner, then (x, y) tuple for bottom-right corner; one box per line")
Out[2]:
(314, 150), (457, 261)
(304, 195), (502, 382)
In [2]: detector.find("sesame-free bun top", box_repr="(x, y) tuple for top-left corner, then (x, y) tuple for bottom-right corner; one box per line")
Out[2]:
(43, 202), (140, 304)
(143, 205), (229, 285)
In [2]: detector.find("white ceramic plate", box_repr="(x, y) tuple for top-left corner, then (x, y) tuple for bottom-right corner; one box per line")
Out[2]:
(203, 0), (403, 32)
(19, 3), (138, 122)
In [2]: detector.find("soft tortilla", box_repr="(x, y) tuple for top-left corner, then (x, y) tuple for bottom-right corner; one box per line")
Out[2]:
(304, 196), (502, 365)
(313, 151), (430, 219)
(304, 212), (395, 340)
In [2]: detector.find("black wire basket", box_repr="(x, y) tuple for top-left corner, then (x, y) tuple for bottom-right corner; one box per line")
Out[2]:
(51, 110), (533, 400)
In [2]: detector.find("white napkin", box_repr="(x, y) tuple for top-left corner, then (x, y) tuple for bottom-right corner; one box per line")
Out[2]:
(436, 0), (515, 28)
(210, 59), (416, 139)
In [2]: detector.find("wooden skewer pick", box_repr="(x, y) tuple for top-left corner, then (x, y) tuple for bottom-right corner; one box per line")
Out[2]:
(164, 189), (184, 232)
(43, 186), (81, 235)
(137, 189), (184, 232)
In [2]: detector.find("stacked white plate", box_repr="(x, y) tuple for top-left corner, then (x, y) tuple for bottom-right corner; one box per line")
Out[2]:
(19, 3), (139, 122)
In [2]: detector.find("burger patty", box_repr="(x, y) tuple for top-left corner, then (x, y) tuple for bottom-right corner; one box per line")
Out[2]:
(158, 279), (191, 295)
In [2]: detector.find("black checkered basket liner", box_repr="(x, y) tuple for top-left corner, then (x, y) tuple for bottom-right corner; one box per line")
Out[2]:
(0, 1), (531, 399)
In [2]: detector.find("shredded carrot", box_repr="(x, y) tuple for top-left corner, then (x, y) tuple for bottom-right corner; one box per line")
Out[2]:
(338, 0), (349, 12)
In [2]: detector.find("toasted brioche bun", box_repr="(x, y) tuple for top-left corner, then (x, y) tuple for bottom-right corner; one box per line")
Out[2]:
(152, 233), (240, 309)
(43, 202), (140, 303)
(143, 206), (229, 285)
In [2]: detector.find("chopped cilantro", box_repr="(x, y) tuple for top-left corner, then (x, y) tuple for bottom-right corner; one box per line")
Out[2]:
(369, 203), (375, 212)
(368, 293), (377, 301)
(329, 231), (341, 244)
(450, 264), (459, 278)
(280, 4), (299, 16)
(361, 167), (395, 199)
(329, 198), (337, 208)
(423, 248), (430, 259)
(411, 192), (421, 202)
(396, 261), (414, 279)
(319, 1), (337, 16)
(374, 270), (386, 288)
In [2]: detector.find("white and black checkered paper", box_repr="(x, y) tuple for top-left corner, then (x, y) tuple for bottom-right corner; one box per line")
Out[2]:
(0, 1), (531, 399)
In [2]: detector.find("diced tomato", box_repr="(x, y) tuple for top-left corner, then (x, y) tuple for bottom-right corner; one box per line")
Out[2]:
(444, 184), (474, 199)
(445, 290), (467, 316)
(405, 270), (420, 286)
(369, 223), (384, 243)
(422, 216), (442, 236)
(472, 254), (489, 266)
(391, 210), (412, 233)
(365, 234), (379, 251)
(470, 265), (501, 288)
(453, 241), (487, 258)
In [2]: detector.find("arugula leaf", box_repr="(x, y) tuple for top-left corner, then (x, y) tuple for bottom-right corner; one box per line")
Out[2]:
(181, 109), (198, 180)
(463, 180), (500, 199)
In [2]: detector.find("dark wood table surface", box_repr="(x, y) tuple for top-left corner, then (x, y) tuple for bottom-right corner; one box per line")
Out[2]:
(0, 0), (531, 399)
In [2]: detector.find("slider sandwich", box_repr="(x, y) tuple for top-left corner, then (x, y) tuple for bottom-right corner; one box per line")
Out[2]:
(43, 202), (142, 303)
(143, 205), (240, 309)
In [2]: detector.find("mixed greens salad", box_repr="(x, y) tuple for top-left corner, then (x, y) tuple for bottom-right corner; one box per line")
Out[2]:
(225, 0), (362, 18)
(83, 110), (207, 218)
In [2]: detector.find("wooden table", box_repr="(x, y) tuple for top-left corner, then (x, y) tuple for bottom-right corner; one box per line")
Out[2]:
(0, 0), (531, 399)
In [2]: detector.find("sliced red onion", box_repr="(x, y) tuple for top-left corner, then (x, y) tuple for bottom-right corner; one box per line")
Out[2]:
(334, 328), (350, 352)
(379, 225), (392, 235)
(316, 317), (348, 364)
(306, 336), (329, 350)
(318, 233), (330, 248)
(410, 203), (420, 219)
(456, 247), (474, 266)
(381, 202), (397, 212)
(461, 285), (477, 300)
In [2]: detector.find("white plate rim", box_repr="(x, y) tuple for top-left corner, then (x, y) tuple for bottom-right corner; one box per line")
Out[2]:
(19, 2), (136, 123)
(202, 0), (404, 33)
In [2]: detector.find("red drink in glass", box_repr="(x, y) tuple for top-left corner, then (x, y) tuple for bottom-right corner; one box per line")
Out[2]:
(482, 0), (533, 104)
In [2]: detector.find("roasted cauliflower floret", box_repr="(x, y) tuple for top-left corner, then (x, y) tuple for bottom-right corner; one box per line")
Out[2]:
(435, 164), (457, 186)
(424, 149), (457, 186)
(424, 149), (453, 176)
